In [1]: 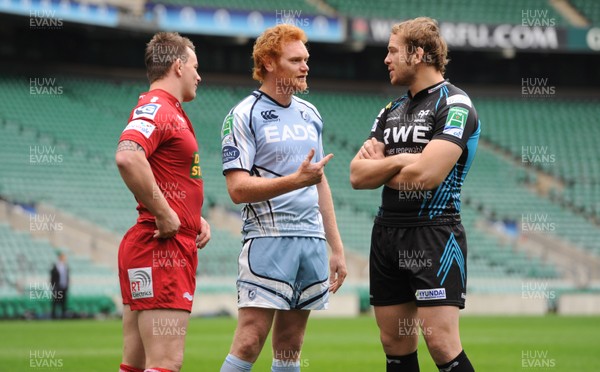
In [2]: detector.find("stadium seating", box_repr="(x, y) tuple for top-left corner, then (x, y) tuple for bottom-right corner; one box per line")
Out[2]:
(197, 224), (241, 277)
(145, 0), (599, 28)
(4, 73), (598, 304)
(475, 98), (600, 223)
(149, 0), (320, 14)
(325, 0), (567, 25)
(463, 144), (600, 256)
(570, 0), (600, 25)
(149, 0), (574, 26)
(0, 223), (116, 318)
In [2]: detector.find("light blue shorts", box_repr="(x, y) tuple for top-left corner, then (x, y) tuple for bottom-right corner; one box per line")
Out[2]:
(237, 237), (329, 310)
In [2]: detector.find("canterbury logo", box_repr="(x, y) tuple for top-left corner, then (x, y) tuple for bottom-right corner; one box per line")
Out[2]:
(261, 110), (279, 120)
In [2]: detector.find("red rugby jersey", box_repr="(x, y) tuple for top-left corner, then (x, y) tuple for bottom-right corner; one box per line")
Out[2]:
(119, 89), (203, 233)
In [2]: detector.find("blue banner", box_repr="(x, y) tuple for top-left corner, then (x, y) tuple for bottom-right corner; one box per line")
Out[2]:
(0, 0), (118, 28)
(145, 3), (346, 43)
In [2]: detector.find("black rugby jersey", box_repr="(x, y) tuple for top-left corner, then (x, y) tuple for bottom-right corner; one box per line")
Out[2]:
(368, 80), (480, 227)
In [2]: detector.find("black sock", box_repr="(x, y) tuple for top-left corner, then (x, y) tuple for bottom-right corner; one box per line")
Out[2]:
(436, 350), (474, 372)
(386, 350), (420, 372)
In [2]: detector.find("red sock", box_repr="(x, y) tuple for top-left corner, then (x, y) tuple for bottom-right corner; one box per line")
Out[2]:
(119, 364), (144, 372)
(144, 369), (174, 372)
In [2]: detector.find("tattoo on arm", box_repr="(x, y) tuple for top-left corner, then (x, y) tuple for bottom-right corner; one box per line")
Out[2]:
(116, 140), (145, 153)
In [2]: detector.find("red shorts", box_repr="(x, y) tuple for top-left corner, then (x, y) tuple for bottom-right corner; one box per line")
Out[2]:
(118, 223), (198, 312)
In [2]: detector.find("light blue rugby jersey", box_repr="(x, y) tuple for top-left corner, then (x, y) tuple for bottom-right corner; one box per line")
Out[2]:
(222, 90), (326, 240)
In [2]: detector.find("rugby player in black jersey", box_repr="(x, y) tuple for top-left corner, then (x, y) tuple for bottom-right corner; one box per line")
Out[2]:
(351, 17), (480, 372)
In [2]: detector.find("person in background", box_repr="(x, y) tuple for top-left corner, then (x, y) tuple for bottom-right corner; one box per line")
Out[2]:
(50, 251), (69, 319)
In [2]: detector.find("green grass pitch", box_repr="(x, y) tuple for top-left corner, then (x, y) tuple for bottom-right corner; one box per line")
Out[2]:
(1, 315), (599, 371)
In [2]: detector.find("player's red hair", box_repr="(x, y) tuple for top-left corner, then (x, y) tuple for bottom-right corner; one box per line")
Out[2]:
(392, 17), (449, 75)
(252, 24), (307, 83)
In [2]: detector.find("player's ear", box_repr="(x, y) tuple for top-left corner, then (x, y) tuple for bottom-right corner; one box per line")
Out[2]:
(173, 58), (184, 77)
(263, 56), (275, 73)
(414, 46), (425, 65)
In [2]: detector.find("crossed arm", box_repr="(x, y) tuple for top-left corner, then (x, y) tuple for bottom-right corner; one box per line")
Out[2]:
(349, 138), (463, 190)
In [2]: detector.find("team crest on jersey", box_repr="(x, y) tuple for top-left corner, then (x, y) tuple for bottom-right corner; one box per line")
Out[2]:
(443, 107), (469, 138)
(133, 103), (161, 120)
(417, 110), (430, 118)
(128, 267), (153, 299)
(299, 110), (310, 122)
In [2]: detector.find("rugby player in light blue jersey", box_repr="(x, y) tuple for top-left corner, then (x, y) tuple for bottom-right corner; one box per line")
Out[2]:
(219, 24), (347, 372)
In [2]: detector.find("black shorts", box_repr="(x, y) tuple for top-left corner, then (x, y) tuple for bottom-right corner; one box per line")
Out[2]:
(369, 223), (467, 309)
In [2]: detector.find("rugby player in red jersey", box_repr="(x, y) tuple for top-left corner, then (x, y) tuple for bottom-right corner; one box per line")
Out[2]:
(115, 32), (210, 372)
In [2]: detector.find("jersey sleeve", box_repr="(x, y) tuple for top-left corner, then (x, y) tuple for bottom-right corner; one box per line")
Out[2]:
(222, 111), (255, 174)
(314, 125), (324, 163)
(314, 109), (324, 162)
(431, 94), (478, 150)
(368, 104), (390, 143)
(119, 103), (170, 157)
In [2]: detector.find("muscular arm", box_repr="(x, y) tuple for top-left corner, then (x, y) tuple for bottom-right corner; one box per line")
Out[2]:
(390, 139), (463, 190)
(350, 137), (461, 190)
(384, 154), (421, 189)
(226, 170), (306, 204)
(317, 175), (346, 293)
(349, 138), (420, 189)
(115, 140), (179, 237)
(225, 149), (333, 204)
(349, 153), (404, 189)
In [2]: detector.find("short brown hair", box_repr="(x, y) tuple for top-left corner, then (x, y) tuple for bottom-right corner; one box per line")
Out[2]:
(252, 24), (307, 82)
(145, 32), (195, 83)
(392, 17), (449, 74)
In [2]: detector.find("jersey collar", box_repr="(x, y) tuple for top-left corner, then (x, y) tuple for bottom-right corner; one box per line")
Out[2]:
(255, 90), (293, 108)
(409, 79), (449, 100)
(145, 89), (183, 110)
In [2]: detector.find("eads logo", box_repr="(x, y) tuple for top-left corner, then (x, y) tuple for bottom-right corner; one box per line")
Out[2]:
(261, 110), (279, 121)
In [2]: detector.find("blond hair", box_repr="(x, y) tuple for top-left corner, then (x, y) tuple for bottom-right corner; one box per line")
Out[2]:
(392, 17), (449, 74)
